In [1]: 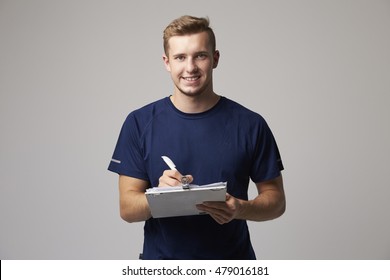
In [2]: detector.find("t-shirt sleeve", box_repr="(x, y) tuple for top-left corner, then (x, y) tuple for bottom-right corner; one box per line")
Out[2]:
(107, 114), (149, 181)
(250, 118), (284, 183)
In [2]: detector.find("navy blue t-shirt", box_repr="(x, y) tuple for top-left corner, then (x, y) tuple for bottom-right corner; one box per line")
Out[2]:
(108, 96), (283, 259)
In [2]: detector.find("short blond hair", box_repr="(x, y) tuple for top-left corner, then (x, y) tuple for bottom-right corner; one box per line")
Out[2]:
(163, 15), (216, 56)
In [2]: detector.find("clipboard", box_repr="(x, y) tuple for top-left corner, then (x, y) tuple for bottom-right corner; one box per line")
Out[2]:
(145, 182), (227, 218)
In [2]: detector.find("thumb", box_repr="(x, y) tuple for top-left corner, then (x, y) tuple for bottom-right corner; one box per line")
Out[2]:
(182, 175), (194, 184)
(225, 193), (232, 201)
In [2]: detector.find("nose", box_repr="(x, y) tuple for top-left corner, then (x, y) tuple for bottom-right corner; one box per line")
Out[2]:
(186, 58), (198, 73)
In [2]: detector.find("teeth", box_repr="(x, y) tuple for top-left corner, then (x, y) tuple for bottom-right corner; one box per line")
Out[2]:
(184, 77), (199, 81)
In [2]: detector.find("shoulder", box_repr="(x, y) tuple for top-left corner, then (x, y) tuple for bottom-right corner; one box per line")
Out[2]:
(130, 97), (168, 118)
(117, 97), (171, 140)
(221, 97), (266, 124)
(123, 97), (170, 127)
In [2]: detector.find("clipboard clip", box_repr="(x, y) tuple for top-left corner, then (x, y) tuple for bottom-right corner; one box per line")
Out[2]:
(161, 156), (190, 190)
(181, 176), (190, 189)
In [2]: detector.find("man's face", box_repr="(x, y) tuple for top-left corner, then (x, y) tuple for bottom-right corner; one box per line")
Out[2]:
(163, 31), (219, 97)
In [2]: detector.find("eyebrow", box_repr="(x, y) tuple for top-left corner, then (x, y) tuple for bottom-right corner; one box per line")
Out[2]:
(172, 51), (209, 58)
(172, 53), (185, 58)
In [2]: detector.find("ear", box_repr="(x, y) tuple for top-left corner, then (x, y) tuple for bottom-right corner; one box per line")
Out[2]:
(162, 54), (171, 72)
(212, 50), (220, 69)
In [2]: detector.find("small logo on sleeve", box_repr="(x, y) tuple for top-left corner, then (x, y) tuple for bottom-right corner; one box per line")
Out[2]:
(111, 158), (121, 164)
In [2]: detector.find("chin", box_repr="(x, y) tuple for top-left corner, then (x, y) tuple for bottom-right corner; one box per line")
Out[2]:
(180, 90), (205, 97)
(178, 85), (211, 97)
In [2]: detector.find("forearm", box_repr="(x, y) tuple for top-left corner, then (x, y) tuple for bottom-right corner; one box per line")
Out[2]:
(120, 190), (151, 223)
(196, 176), (285, 225)
(118, 176), (152, 223)
(237, 189), (286, 222)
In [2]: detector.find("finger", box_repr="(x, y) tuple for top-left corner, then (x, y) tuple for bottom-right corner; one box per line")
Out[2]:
(202, 201), (228, 210)
(166, 169), (184, 181)
(196, 204), (232, 224)
(203, 193), (238, 213)
(210, 213), (230, 225)
(183, 175), (194, 184)
(158, 176), (181, 186)
(197, 203), (229, 217)
(158, 170), (182, 186)
(202, 193), (229, 207)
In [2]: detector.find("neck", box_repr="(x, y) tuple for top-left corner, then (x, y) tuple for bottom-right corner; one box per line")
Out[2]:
(170, 91), (220, 114)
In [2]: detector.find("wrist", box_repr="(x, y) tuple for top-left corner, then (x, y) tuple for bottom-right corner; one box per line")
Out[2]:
(236, 198), (249, 220)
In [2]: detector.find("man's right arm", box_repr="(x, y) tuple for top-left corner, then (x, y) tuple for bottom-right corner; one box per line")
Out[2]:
(118, 175), (151, 223)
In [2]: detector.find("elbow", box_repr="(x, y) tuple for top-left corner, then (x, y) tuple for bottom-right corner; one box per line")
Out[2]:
(276, 200), (286, 218)
(120, 209), (139, 223)
(120, 207), (151, 223)
(260, 196), (286, 222)
(272, 185), (286, 219)
(120, 210), (135, 223)
(273, 197), (286, 220)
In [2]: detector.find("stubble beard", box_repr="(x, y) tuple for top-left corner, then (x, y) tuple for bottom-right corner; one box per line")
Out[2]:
(175, 76), (213, 98)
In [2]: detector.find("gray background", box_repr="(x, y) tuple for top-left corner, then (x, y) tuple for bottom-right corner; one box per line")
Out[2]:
(1, 0), (389, 259)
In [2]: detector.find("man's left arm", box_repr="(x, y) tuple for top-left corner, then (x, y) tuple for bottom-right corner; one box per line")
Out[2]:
(196, 175), (286, 225)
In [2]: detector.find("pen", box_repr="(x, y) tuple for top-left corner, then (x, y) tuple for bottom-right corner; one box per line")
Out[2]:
(161, 156), (177, 170)
(161, 156), (190, 189)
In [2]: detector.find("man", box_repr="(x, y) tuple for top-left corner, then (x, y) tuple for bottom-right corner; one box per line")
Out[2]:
(108, 15), (285, 259)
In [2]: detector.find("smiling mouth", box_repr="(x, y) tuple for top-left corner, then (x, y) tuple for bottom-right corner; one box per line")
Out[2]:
(182, 76), (200, 82)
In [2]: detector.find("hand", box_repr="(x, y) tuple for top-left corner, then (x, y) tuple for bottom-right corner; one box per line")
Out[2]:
(158, 169), (193, 187)
(196, 193), (242, 225)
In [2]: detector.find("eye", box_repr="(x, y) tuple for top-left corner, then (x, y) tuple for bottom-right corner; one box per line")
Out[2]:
(196, 54), (207, 60)
(174, 55), (185, 61)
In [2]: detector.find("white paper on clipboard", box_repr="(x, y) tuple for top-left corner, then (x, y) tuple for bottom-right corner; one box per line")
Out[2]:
(145, 182), (227, 218)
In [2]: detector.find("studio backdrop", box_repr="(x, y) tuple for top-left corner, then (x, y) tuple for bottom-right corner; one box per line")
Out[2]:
(1, 0), (389, 259)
